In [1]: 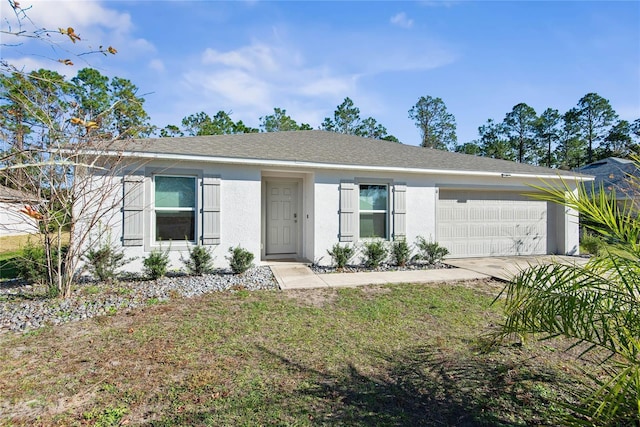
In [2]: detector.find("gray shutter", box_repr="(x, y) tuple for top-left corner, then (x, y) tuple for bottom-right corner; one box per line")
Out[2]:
(393, 183), (407, 240)
(201, 176), (221, 245)
(122, 175), (144, 246)
(339, 181), (356, 242)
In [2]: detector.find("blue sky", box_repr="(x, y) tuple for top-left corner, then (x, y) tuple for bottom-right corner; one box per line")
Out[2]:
(2, 0), (639, 146)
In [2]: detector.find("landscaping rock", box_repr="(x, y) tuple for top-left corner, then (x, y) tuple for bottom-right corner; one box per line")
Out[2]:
(0, 267), (277, 333)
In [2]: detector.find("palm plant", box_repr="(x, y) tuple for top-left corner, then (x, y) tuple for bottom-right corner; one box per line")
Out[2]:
(497, 165), (640, 425)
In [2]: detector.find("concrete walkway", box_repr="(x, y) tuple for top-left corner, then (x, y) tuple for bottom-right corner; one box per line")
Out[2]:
(267, 255), (590, 290)
(444, 255), (589, 281)
(268, 262), (489, 290)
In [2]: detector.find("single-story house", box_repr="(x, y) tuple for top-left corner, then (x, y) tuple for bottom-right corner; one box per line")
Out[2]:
(576, 157), (639, 209)
(95, 130), (590, 270)
(0, 184), (40, 238)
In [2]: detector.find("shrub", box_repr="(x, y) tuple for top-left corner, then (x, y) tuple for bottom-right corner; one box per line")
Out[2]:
(327, 243), (355, 270)
(391, 238), (411, 267)
(182, 245), (215, 275)
(143, 248), (170, 280)
(227, 246), (254, 274)
(84, 240), (127, 282)
(580, 231), (604, 256)
(14, 240), (67, 293)
(361, 239), (388, 269)
(415, 236), (449, 265)
(14, 241), (48, 284)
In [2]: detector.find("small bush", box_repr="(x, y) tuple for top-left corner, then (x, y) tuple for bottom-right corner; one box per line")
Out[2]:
(182, 245), (215, 275)
(415, 236), (449, 265)
(14, 241), (48, 284)
(227, 246), (254, 274)
(14, 240), (67, 290)
(143, 248), (170, 280)
(361, 239), (388, 269)
(327, 243), (355, 270)
(84, 241), (127, 282)
(580, 231), (605, 256)
(391, 239), (411, 267)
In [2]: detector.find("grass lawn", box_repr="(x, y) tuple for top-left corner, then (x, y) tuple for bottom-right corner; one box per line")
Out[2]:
(0, 280), (601, 426)
(0, 233), (70, 280)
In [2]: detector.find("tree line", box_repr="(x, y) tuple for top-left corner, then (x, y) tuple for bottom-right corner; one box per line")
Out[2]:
(3, 67), (638, 173)
(454, 93), (640, 169)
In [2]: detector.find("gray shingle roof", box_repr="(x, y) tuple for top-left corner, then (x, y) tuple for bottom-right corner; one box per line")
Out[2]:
(0, 185), (39, 203)
(576, 157), (639, 199)
(119, 130), (585, 177)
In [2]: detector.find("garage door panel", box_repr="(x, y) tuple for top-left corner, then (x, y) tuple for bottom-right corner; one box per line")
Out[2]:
(437, 190), (547, 257)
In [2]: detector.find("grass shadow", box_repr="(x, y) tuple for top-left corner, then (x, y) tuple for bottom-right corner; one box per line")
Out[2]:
(146, 343), (579, 426)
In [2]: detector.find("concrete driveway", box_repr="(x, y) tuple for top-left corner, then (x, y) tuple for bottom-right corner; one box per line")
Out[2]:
(444, 255), (589, 281)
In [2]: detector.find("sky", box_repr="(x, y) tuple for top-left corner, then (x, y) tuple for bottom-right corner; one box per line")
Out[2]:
(1, 0), (639, 146)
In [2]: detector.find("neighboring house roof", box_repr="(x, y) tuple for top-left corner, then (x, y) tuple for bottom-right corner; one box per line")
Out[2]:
(0, 185), (39, 203)
(576, 157), (639, 200)
(113, 130), (588, 179)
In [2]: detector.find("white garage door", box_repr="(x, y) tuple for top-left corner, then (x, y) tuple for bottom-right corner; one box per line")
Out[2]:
(437, 190), (547, 257)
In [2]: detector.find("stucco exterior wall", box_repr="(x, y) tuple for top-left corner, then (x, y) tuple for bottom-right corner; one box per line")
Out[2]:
(110, 161), (262, 272)
(100, 158), (582, 275)
(311, 169), (439, 266)
(0, 202), (38, 237)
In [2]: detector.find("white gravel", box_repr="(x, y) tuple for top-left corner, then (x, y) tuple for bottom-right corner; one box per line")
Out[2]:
(0, 267), (278, 333)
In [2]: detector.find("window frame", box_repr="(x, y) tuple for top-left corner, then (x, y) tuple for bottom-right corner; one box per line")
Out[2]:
(152, 174), (198, 244)
(358, 183), (390, 240)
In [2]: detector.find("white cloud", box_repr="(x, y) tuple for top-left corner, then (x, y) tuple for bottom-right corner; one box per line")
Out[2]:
(184, 68), (272, 110)
(182, 40), (358, 116)
(298, 76), (357, 98)
(148, 59), (165, 73)
(10, 0), (133, 34)
(3, 56), (74, 77)
(173, 31), (456, 129)
(390, 12), (414, 29)
(202, 43), (279, 73)
(1, 1), (154, 61)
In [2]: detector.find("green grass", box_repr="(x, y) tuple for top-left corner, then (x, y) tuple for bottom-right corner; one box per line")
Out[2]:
(0, 251), (20, 280)
(0, 281), (603, 426)
(0, 233), (71, 281)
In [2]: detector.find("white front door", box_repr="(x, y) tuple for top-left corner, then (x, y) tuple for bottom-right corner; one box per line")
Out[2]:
(266, 181), (298, 255)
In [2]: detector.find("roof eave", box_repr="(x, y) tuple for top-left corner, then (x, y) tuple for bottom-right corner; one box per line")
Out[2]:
(88, 149), (594, 181)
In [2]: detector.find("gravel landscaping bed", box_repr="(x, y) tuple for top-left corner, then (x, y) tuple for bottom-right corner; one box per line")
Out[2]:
(310, 262), (451, 274)
(0, 266), (277, 333)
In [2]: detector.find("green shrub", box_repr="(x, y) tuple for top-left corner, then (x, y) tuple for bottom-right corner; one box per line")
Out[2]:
(391, 238), (411, 267)
(143, 248), (170, 280)
(84, 241), (127, 282)
(327, 243), (355, 270)
(14, 240), (67, 291)
(580, 231), (604, 256)
(227, 246), (254, 274)
(182, 245), (215, 275)
(415, 236), (449, 265)
(14, 241), (48, 284)
(361, 239), (388, 269)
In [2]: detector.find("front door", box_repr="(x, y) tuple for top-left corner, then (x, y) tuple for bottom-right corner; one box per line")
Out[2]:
(266, 181), (298, 255)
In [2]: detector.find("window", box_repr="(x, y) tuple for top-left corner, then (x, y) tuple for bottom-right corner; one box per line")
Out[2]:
(359, 184), (388, 238)
(154, 176), (196, 241)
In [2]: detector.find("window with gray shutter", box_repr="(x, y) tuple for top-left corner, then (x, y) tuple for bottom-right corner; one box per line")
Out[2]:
(339, 181), (356, 242)
(122, 175), (144, 246)
(201, 176), (221, 245)
(393, 183), (407, 240)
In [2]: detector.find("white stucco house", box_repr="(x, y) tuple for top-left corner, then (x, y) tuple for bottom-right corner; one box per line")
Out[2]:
(96, 130), (589, 270)
(0, 185), (39, 238)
